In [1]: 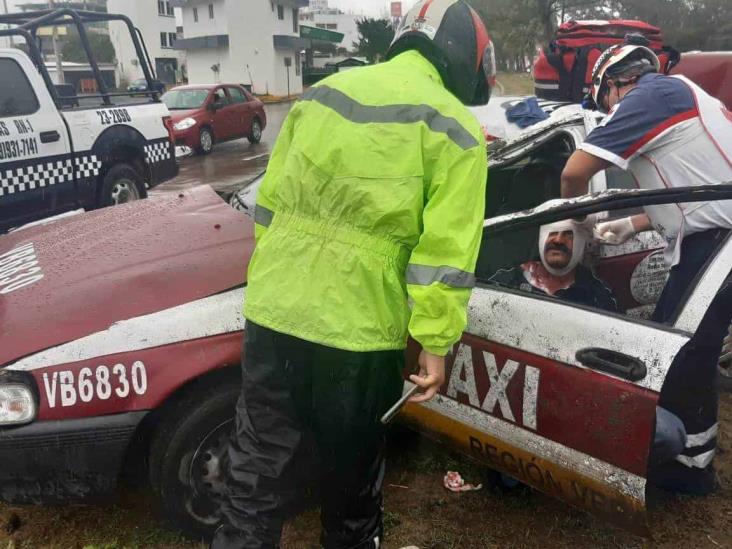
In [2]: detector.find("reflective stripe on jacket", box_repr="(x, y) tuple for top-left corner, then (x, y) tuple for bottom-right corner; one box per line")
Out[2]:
(245, 50), (487, 356)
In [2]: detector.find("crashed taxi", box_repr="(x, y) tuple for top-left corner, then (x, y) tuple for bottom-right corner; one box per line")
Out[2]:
(0, 99), (731, 538)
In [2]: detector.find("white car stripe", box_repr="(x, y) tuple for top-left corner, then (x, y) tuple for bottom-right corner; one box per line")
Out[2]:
(7, 288), (246, 372)
(408, 382), (646, 502)
(466, 288), (688, 392)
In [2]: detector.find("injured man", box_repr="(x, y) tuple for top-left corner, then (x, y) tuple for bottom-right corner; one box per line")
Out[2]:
(489, 218), (619, 312)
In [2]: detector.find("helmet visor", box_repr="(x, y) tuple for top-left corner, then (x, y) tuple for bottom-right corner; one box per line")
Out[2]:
(482, 41), (497, 89)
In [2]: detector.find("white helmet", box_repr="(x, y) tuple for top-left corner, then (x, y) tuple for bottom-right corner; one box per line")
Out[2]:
(589, 42), (660, 110)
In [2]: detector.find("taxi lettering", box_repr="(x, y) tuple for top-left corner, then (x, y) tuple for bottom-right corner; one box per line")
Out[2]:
(43, 361), (148, 408)
(468, 436), (615, 514)
(445, 343), (540, 430)
(0, 243), (44, 294)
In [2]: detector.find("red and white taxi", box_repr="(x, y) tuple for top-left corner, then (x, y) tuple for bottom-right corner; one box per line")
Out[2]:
(1, 103), (731, 539)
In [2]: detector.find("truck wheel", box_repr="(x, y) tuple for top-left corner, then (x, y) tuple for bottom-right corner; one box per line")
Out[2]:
(248, 119), (262, 144)
(196, 127), (214, 155)
(149, 382), (239, 540)
(98, 163), (143, 208)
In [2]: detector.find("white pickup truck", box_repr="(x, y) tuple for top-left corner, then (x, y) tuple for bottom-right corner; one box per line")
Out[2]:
(0, 8), (178, 232)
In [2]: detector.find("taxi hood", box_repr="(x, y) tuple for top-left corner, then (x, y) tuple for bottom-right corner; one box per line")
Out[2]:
(0, 186), (254, 368)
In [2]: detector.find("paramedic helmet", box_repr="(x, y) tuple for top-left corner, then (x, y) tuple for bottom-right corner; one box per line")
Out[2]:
(539, 219), (592, 277)
(588, 38), (660, 112)
(387, 0), (496, 106)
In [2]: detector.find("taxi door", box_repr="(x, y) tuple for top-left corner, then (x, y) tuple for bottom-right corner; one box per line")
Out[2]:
(399, 188), (732, 534)
(0, 50), (72, 230)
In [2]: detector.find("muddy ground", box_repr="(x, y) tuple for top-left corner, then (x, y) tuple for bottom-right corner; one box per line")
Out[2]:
(0, 394), (729, 549)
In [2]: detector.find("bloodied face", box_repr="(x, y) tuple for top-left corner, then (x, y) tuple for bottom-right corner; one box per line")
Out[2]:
(538, 220), (589, 277)
(544, 230), (575, 270)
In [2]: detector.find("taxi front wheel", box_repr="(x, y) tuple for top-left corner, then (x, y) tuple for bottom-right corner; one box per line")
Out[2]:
(149, 381), (239, 540)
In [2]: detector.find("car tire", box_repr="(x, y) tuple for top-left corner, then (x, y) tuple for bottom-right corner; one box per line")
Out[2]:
(247, 118), (262, 144)
(149, 380), (239, 540)
(196, 127), (214, 155)
(97, 162), (144, 208)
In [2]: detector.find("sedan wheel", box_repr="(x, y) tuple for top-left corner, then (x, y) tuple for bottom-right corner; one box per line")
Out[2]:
(248, 119), (262, 144)
(198, 128), (214, 155)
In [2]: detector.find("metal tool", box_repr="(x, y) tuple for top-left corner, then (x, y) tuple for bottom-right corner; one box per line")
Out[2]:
(380, 384), (421, 425)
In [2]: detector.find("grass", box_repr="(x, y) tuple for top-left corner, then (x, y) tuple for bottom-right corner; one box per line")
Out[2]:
(495, 71), (535, 96)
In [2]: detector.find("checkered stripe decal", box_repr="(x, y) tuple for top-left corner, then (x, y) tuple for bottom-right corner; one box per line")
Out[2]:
(144, 141), (171, 164)
(75, 154), (102, 180)
(0, 154), (102, 198)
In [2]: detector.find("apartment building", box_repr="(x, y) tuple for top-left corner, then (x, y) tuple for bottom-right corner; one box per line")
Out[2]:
(172, 0), (308, 96)
(108, 0), (185, 87)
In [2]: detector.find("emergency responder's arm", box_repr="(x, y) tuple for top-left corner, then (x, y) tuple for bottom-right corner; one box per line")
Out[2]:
(253, 113), (295, 239)
(561, 150), (610, 198)
(406, 144), (487, 358)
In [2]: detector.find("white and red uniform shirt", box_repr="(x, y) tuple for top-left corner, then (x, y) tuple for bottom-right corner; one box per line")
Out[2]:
(579, 73), (732, 266)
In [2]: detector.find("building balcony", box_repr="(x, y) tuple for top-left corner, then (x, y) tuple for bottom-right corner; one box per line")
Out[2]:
(171, 0), (308, 6)
(273, 34), (310, 50)
(173, 34), (229, 50)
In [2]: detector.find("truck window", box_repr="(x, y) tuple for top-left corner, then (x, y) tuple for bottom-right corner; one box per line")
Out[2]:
(0, 59), (40, 118)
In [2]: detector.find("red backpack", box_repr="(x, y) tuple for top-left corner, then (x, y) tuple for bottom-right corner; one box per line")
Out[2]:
(533, 20), (680, 102)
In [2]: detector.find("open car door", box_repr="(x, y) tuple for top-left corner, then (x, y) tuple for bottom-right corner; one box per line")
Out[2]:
(399, 186), (732, 534)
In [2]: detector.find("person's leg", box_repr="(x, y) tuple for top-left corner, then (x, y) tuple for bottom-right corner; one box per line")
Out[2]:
(212, 321), (313, 549)
(311, 347), (404, 549)
(652, 229), (728, 323)
(650, 243), (732, 495)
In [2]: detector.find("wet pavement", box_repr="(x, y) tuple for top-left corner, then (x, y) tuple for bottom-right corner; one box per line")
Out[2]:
(152, 101), (293, 197)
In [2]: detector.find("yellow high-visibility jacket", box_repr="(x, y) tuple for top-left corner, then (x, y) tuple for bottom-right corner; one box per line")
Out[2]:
(245, 50), (487, 356)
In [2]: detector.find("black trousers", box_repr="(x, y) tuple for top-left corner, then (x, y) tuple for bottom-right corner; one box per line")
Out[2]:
(212, 321), (404, 549)
(650, 229), (731, 494)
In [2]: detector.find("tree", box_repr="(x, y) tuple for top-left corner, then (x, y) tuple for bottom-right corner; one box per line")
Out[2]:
(353, 18), (394, 63)
(62, 28), (116, 64)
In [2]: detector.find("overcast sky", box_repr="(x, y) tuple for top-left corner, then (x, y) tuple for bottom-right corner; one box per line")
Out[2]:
(329, 0), (419, 17)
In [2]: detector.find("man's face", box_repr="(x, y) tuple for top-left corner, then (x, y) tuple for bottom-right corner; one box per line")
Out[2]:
(544, 230), (574, 270)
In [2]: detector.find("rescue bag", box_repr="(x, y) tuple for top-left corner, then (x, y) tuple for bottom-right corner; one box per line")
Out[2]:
(534, 20), (680, 102)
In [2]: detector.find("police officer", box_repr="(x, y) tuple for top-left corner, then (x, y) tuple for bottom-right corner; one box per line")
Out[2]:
(211, 1), (495, 547)
(560, 38), (732, 495)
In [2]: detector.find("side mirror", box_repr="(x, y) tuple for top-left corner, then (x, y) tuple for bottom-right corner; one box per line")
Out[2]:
(209, 100), (223, 112)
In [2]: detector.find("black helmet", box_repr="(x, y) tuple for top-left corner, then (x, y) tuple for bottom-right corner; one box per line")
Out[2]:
(387, 0), (496, 106)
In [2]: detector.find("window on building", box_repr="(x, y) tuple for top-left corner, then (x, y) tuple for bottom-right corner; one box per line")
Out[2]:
(316, 23), (325, 28)
(292, 8), (298, 32)
(158, 1), (174, 16)
(208, 3), (214, 19)
(277, 4), (284, 20)
(160, 32), (169, 48)
(193, 7), (198, 22)
(158, 1), (165, 15)
(326, 23), (338, 30)
(167, 2), (174, 16)
(168, 33), (177, 48)
(0, 58), (39, 118)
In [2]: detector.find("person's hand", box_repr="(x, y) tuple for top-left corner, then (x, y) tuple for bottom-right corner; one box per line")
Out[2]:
(409, 350), (446, 403)
(593, 217), (636, 245)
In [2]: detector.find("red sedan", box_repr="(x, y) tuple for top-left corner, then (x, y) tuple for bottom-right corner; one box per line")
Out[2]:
(162, 84), (267, 155)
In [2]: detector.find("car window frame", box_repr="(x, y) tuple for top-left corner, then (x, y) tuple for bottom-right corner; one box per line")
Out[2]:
(0, 58), (40, 119)
(211, 87), (230, 107)
(227, 86), (248, 104)
(479, 185), (732, 332)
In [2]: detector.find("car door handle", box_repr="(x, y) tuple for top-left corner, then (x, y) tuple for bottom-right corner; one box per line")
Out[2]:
(40, 130), (61, 143)
(576, 348), (647, 381)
